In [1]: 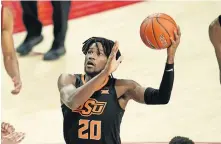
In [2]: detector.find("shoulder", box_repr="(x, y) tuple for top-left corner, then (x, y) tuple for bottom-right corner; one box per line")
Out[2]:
(115, 79), (138, 97)
(57, 73), (77, 90)
(209, 15), (221, 30)
(115, 79), (137, 89)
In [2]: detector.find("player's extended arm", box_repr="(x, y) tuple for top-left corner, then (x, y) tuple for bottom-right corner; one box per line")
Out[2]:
(123, 26), (181, 104)
(58, 72), (109, 110)
(122, 62), (174, 105)
(1, 8), (20, 83)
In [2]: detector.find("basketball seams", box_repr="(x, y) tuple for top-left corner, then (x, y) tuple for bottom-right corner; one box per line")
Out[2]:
(156, 16), (171, 48)
(144, 18), (156, 49)
(152, 18), (160, 48)
(141, 18), (152, 48)
(143, 16), (177, 27)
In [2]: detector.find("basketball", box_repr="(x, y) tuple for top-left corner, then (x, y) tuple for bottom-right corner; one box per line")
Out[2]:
(140, 13), (178, 49)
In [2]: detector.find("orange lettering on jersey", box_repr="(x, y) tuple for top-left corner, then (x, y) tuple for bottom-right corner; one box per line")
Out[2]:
(72, 98), (107, 117)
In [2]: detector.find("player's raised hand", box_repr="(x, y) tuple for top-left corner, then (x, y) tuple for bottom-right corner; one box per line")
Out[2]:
(104, 41), (123, 75)
(167, 25), (181, 63)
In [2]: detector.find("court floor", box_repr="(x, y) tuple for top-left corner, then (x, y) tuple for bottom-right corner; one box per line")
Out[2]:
(1, 1), (221, 144)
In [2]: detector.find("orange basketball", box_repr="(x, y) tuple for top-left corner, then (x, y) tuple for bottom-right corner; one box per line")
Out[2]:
(140, 13), (178, 49)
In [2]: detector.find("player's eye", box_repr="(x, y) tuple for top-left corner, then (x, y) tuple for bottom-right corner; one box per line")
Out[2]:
(87, 50), (93, 54)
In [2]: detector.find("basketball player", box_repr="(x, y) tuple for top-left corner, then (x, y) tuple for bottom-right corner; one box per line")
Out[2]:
(1, 6), (25, 144)
(169, 136), (195, 144)
(58, 26), (181, 144)
(209, 15), (221, 84)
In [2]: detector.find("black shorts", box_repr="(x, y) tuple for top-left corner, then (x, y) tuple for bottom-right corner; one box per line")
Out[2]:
(219, 15), (221, 26)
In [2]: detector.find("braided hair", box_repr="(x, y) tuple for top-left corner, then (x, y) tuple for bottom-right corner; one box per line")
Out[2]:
(82, 37), (121, 59)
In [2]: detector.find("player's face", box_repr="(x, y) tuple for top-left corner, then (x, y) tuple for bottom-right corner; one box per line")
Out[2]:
(84, 42), (108, 77)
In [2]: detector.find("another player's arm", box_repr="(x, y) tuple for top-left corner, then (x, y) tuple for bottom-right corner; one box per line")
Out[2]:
(1, 7), (20, 80)
(58, 72), (109, 110)
(209, 16), (221, 83)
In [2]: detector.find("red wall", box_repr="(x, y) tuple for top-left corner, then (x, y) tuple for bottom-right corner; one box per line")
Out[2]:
(2, 1), (141, 34)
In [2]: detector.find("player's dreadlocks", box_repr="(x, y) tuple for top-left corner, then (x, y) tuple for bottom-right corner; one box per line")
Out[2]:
(82, 37), (120, 58)
(82, 37), (121, 78)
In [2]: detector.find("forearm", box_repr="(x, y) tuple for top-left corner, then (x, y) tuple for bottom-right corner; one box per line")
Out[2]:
(61, 70), (109, 110)
(2, 30), (20, 80)
(144, 62), (174, 104)
(3, 54), (20, 79)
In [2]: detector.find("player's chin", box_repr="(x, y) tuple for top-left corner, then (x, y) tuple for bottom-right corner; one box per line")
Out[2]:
(85, 67), (94, 72)
(85, 68), (96, 75)
(85, 69), (102, 77)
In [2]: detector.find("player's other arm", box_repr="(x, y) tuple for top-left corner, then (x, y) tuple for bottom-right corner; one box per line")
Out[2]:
(122, 26), (181, 104)
(1, 7), (22, 94)
(58, 71), (109, 110)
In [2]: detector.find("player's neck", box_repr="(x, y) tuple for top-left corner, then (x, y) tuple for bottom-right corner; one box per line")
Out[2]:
(84, 74), (93, 83)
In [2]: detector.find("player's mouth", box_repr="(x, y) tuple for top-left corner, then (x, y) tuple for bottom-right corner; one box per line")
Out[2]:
(86, 61), (95, 67)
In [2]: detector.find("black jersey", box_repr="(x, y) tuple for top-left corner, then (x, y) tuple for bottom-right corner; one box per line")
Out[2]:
(61, 74), (125, 144)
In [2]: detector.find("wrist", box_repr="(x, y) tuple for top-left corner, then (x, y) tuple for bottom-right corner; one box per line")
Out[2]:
(101, 69), (110, 77)
(165, 63), (174, 70)
(167, 56), (174, 64)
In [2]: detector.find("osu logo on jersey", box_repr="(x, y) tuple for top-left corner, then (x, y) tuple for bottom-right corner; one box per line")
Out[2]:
(73, 98), (107, 117)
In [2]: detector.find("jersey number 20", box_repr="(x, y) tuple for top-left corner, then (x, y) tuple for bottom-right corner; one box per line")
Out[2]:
(78, 119), (101, 140)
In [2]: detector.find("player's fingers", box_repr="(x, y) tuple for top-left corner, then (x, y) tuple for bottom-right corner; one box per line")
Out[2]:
(16, 133), (25, 143)
(177, 25), (181, 36)
(7, 132), (15, 139)
(173, 30), (178, 41)
(2, 122), (6, 128)
(6, 124), (15, 133)
(14, 132), (25, 142)
(174, 32), (179, 43)
(15, 83), (22, 91)
(170, 37), (176, 46)
(109, 42), (119, 60)
(4, 123), (9, 130)
(11, 89), (20, 95)
(111, 41), (119, 54)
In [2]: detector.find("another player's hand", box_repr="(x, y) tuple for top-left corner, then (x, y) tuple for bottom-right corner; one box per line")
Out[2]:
(2, 132), (25, 144)
(11, 77), (22, 95)
(1, 122), (15, 137)
(167, 25), (181, 64)
(104, 41), (123, 75)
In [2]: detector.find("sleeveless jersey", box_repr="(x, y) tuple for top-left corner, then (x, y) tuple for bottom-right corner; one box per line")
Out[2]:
(61, 74), (125, 144)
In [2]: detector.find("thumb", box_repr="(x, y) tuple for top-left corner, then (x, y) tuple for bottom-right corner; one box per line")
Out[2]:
(170, 37), (176, 47)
